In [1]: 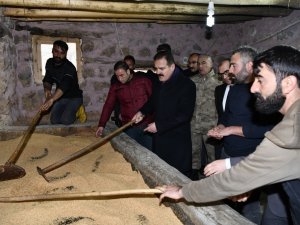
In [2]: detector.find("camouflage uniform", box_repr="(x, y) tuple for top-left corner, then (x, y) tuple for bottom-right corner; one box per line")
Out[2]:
(191, 69), (220, 170)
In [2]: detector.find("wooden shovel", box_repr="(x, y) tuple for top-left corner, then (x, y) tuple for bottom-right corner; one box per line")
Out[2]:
(0, 111), (41, 182)
(37, 120), (134, 182)
(0, 188), (162, 202)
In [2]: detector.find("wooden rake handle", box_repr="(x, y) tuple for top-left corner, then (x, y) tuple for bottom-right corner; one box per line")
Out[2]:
(37, 120), (135, 181)
(7, 111), (41, 165)
(0, 188), (162, 202)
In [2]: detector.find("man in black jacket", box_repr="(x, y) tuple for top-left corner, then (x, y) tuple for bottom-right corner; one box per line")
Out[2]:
(214, 58), (232, 160)
(133, 50), (196, 178)
(40, 40), (83, 125)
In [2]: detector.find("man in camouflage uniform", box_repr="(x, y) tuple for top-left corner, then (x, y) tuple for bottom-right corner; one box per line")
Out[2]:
(190, 54), (220, 179)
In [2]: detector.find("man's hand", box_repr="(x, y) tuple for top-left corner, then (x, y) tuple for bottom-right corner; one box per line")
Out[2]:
(40, 98), (54, 112)
(156, 185), (184, 204)
(207, 124), (225, 139)
(144, 122), (157, 133)
(208, 125), (244, 138)
(217, 127), (234, 137)
(204, 159), (226, 176)
(132, 111), (144, 124)
(40, 88), (64, 112)
(228, 191), (252, 202)
(95, 127), (104, 137)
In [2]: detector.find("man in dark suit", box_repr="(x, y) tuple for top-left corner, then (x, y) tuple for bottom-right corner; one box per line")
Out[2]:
(214, 59), (232, 160)
(214, 58), (232, 121)
(133, 50), (196, 179)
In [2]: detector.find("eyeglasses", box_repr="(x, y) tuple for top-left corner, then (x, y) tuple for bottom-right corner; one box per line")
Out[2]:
(218, 70), (229, 76)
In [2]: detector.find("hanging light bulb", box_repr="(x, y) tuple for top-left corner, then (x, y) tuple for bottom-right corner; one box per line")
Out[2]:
(207, 15), (215, 27)
(206, 1), (215, 27)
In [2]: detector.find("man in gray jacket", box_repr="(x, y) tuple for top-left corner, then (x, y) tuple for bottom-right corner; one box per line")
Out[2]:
(157, 45), (300, 225)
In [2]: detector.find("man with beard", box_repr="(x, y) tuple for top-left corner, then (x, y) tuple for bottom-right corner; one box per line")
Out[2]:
(205, 46), (279, 224)
(133, 50), (196, 179)
(40, 40), (83, 125)
(183, 53), (200, 78)
(157, 45), (300, 225)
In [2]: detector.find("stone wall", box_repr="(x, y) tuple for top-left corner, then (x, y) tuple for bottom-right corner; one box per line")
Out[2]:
(0, 9), (300, 125)
(0, 11), (17, 126)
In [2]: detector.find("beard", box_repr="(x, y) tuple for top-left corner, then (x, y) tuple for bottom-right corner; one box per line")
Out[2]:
(53, 57), (66, 65)
(253, 85), (286, 114)
(234, 65), (249, 84)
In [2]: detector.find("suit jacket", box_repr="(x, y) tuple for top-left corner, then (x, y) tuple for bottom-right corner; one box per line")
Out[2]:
(141, 67), (196, 176)
(219, 83), (278, 157)
(214, 83), (227, 122)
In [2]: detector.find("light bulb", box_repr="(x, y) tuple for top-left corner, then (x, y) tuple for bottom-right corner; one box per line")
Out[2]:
(206, 15), (215, 27)
(206, 1), (215, 27)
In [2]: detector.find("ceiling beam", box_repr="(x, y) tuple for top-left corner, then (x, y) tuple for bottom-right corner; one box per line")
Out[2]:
(138, 0), (300, 8)
(0, 0), (294, 16)
(11, 17), (261, 24)
(4, 8), (205, 22)
(4, 8), (262, 24)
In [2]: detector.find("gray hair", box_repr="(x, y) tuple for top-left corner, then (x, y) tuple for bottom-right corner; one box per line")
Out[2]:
(232, 46), (257, 64)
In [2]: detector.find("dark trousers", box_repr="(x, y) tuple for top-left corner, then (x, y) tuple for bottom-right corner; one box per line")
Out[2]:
(221, 148), (261, 224)
(124, 126), (153, 151)
(224, 191), (261, 224)
(282, 179), (300, 225)
(214, 141), (223, 160)
(261, 184), (292, 225)
(262, 201), (292, 225)
(50, 98), (82, 125)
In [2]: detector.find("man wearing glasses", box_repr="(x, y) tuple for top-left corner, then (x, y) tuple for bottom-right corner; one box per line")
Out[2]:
(213, 58), (232, 160)
(215, 58), (232, 122)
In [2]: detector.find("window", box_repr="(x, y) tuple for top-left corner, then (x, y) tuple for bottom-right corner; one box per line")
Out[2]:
(32, 35), (83, 84)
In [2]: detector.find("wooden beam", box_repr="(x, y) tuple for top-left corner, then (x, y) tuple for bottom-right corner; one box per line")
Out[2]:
(138, 0), (300, 8)
(4, 8), (205, 22)
(4, 8), (262, 24)
(0, 0), (295, 16)
(12, 18), (203, 24)
(3, 8), (206, 23)
(1, 0), (210, 15)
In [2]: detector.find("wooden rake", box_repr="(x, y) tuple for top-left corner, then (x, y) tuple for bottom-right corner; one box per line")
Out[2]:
(37, 121), (134, 182)
(0, 188), (162, 202)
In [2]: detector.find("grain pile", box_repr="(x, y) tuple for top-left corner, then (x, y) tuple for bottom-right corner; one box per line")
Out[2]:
(0, 133), (182, 225)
